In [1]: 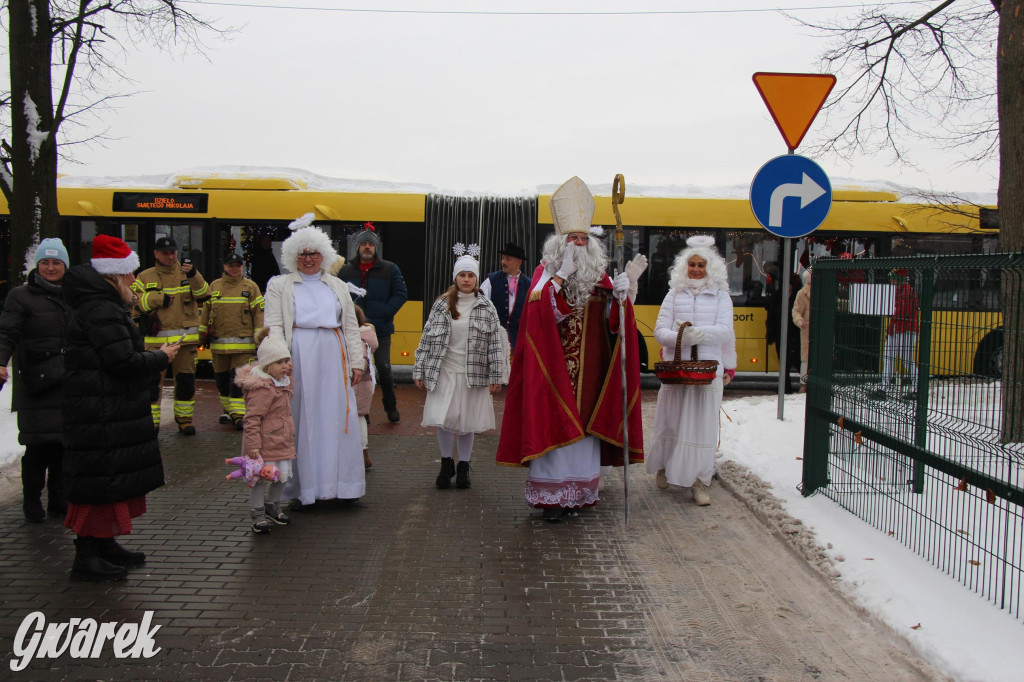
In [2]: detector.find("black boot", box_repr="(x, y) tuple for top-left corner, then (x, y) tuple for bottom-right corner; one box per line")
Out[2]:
(435, 457), (455, 489)
(456, 461), (471, 489)
(97, 538), (146, 566)
(543, 507), (564, 523)
(71, 537), (128, 582)
(21, 449), (47, 522)
(46, 455), (67, 517)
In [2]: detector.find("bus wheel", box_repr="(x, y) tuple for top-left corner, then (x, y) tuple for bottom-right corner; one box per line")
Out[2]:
(973, 331), (1003, 379)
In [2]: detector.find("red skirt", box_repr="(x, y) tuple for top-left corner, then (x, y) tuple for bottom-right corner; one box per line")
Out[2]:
(64, 496), (147, 538)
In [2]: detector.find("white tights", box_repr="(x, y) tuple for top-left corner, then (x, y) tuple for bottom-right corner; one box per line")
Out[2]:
(436, 428), (474, 462)
(881, 332), (919, 390)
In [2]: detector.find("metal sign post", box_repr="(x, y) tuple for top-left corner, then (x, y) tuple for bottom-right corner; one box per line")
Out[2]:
(750, 155), (831, 420)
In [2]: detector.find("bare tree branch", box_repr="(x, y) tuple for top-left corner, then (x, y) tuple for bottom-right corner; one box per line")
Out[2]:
(793, 1), (998, 170)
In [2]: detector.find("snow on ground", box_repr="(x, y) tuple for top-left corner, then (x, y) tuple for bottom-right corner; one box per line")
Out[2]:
(1, 384), (1020, 680)
(717, 392), (1024, 682)
(0, 381), (22, 474)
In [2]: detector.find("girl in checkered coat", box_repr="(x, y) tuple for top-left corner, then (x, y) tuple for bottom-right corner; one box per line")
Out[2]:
(413, 248), (508, 490)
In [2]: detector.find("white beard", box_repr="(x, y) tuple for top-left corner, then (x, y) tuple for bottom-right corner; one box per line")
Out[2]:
(541, 234), (608, 311)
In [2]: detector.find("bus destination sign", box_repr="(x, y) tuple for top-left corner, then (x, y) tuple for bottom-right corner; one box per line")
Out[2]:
(112, 192), (209, 213)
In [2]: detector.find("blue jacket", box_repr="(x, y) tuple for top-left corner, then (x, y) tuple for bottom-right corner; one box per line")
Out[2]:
(485, 270), (531, 349)
(337, 258), (408, 337)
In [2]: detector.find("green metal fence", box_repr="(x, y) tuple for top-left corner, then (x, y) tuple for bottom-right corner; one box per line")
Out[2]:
(801, 253), (1024, 620)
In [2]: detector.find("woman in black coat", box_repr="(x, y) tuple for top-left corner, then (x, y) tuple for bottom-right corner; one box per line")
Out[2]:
(61, 234), (180, 582)
(0, 239), (72, 522)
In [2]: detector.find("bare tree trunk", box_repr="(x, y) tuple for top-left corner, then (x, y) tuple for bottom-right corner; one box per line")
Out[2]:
(6, 0), (60, 284)
(997, 0), (1024, 441)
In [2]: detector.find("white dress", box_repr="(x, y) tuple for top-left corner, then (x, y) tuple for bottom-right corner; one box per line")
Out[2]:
(645, 281), (735, 488)
(420, 292), (495, 434)
(282, 272), (365, 504)
(646, 379), (723, 487)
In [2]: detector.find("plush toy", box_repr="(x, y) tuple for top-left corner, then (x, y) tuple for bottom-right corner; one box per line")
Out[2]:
(225, 455), (280, 488)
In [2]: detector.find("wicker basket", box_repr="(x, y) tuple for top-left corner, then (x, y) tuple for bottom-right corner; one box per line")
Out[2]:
(654, 321), (719, 385)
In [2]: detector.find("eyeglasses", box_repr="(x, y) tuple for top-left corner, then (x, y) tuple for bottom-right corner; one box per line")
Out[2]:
(567, 233), (590, 244)
(298, 252), (321, 260)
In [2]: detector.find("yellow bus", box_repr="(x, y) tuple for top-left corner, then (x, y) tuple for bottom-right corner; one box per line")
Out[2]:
(0, 170), (999, 375)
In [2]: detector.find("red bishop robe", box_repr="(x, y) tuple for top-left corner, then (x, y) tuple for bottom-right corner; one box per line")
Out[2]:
(496, 265), (644, 468)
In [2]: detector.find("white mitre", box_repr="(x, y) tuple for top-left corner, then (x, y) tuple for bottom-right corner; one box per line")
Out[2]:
(550, 176), (595, 236)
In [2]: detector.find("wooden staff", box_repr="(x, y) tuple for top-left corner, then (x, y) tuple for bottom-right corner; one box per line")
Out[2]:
(612, 174), (631, 525)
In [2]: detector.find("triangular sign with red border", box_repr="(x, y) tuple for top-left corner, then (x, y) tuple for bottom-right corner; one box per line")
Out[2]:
(752, 72), (836, 151)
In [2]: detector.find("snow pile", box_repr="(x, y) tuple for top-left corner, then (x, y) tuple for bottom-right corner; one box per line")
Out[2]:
(717, 459), (841, 581)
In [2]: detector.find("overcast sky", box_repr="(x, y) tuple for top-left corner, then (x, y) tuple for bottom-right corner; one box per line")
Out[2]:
(46, 1), (999, 195)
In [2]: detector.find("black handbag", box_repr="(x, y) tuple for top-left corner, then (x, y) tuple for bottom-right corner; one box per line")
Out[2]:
(19, 353), (65, 396)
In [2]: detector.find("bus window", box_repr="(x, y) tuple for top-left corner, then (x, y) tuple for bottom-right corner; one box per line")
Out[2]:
(153, 222), (205, 268)
(646, 229), (694, 304)
(380, 222), (428, 303)
(724, 230), (775, 307)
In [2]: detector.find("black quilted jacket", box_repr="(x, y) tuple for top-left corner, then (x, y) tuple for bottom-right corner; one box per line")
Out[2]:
(0, 270), (71, 446)
(61, 264), (169, 505)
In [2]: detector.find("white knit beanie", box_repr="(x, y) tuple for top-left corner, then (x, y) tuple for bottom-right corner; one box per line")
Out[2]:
(452, 254), (479, 281)
(257, 335), (291, 368)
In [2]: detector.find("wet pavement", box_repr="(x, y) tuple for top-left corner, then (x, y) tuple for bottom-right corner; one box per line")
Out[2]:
(0, 381), (940, 681)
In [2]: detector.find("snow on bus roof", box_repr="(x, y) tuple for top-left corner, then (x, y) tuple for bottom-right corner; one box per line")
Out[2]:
(56, 165), (996, 204)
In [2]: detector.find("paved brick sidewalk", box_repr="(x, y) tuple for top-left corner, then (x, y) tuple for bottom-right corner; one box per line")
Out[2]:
(0, 382), (939, 681)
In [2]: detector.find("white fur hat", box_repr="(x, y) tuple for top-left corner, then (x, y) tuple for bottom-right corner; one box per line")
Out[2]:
(550, 176), (595, 236)
(280, 223), (338, 273)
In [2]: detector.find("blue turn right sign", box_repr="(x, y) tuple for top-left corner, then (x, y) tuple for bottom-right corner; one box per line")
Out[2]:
(750, 155), (832, 238)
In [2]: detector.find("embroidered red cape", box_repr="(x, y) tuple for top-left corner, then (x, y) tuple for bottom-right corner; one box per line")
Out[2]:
(496, 266), (644, 468)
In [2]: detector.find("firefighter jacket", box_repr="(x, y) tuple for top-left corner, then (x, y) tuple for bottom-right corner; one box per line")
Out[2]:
(199, 274), (265, 354)
(131, 263), (210, 347)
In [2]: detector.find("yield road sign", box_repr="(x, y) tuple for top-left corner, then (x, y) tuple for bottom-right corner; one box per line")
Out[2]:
(752, 72), (836, 151)
(750, 155), (832, 238)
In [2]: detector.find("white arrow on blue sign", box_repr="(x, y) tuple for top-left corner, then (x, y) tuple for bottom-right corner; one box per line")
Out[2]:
(750, 155), (832, 238)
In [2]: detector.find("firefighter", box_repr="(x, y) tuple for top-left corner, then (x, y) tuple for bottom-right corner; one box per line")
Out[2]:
(200, 251), (265, 429)
(131, 236), (210, 435)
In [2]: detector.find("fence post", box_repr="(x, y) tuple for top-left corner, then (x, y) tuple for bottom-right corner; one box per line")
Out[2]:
(801, 266), (837, 495)
(911, 266), (935, 494)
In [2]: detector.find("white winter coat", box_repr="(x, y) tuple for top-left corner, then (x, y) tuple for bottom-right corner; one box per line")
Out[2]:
(653, 285), (737, 375)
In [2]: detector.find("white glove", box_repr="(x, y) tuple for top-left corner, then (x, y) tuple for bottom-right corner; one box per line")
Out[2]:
(624, 254), (648, 287)
(555, 243), (578, 279)
(680, 325), (706, 345)
(612, 272), (630, 300)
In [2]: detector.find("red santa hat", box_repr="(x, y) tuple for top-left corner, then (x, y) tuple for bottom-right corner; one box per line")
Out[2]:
(91, 234), (140, 275)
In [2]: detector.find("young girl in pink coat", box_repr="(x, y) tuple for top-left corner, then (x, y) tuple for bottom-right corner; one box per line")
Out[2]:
(234, 328), (296, 534)
(353, 306), (378, 470)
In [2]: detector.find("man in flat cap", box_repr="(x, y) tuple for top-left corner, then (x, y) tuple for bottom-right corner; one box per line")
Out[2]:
(480, 242), (531, 352)
(337, 225), (408, 423)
